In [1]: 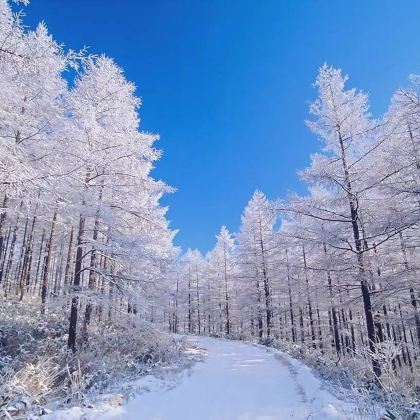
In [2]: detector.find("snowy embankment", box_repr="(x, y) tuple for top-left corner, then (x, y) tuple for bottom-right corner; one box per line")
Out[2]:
(47, 336), (375, 420)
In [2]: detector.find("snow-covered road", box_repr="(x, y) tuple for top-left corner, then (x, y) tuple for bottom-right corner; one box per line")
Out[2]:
(112, 336), (355, 420)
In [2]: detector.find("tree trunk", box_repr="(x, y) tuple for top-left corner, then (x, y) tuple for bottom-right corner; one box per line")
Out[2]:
(337, 129), (380, 377)
(63, 226), (74, 293)
(0, 195), (9, 274)
(41, 210), (57, 314)
(82, 202), (101, 345)
(285, 248), (296, 343)
(196, 272), (201, 334)
(223, 244), (230, 335)
(302, 244), (316, 347)
(67, 214), (85, 352)
(258, 220), (272, 337)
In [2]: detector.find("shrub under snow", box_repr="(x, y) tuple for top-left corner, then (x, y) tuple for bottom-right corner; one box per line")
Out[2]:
(0, 299), (185, 418)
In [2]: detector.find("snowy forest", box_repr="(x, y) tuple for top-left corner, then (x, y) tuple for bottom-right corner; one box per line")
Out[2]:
(0, 0), (419, 419)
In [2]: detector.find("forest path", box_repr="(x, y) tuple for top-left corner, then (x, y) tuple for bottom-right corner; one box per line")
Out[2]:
(114, 336), (356, 420)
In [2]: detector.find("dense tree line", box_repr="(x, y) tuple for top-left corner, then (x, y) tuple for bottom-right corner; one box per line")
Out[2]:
(0, 0), (176, 353)
(170, 66), (420, 390)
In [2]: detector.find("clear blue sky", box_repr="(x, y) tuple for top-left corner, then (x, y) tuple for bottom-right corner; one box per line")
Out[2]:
(24, 0), (420, 252)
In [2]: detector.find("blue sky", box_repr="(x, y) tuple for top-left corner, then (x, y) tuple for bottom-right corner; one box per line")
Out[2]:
(24, 0), (420, 252)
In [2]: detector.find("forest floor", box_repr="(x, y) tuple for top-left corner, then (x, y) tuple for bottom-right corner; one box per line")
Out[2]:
(47, 336), (380, 420)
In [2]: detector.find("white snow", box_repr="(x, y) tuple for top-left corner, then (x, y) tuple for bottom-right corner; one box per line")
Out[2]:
(103, 336), (358, 420)
(45, 336), (367, 420)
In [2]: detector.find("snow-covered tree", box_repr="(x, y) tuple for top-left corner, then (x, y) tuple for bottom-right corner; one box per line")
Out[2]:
(206, 226), (236, 335)
(236, 191), (278, 338)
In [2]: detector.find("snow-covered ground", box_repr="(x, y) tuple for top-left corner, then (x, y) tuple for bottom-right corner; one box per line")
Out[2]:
(78, 335), (361, 420)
